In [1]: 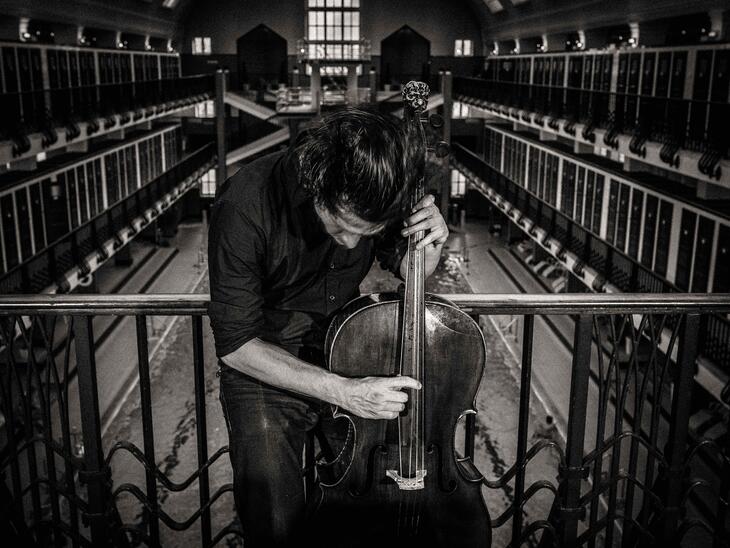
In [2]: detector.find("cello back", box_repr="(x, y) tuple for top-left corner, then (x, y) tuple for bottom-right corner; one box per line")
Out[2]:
(314, 292), (491, 547)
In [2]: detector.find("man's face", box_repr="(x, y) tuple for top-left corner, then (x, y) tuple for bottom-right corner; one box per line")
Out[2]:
(314, 203), (385, 249)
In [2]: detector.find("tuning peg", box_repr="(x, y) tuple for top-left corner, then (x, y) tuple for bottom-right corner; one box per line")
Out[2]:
(426, 142), (450, 158)
(429, 114), (444, 129)
(433, 141), (450, 158)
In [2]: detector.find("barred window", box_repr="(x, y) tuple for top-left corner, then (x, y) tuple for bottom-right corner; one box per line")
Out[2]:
(451, 169), (467, 197)
(200, 169), (216, 198)
(306, 0), (360, 60)
(192, 37), (211, 55)
(455, 39), (473, 57)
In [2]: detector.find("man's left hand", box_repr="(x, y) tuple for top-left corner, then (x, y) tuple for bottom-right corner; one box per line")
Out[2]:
(400, 194), (449, 277)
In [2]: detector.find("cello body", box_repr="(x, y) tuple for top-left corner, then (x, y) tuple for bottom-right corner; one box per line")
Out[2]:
(313, 292), (491, 547)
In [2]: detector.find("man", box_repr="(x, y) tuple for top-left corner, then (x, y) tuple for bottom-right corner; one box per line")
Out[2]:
(207, 107), (448, 546)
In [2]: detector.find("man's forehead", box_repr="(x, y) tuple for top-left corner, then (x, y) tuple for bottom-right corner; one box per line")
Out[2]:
(333, 205), (386, 235)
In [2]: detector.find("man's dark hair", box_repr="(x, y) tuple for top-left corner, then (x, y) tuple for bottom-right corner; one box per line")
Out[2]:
(295, 107), (421, 224)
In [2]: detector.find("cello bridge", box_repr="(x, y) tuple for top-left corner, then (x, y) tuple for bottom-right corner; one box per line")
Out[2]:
(385, 469), (427, 490)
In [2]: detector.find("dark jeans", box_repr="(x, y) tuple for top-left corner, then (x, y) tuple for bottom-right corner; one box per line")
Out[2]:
(219, 364), (323, 547)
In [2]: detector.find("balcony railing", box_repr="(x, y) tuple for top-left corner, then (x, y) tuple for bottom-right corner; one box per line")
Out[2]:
(0, 143), (215, 295)
(453, 77), (730, 178)
(1, 75), (215, 155)
(0, 293), (729, 547)
(453, 143), (730, 374)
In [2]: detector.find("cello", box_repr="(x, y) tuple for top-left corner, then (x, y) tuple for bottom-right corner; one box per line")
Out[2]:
(312, 81), (491, 547)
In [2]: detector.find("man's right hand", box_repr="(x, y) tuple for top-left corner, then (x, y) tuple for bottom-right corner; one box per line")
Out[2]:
(333, 376), (422, 420)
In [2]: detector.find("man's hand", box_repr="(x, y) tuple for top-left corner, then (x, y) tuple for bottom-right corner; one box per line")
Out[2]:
(334, 376), (422, 420)
(400, 194), (449, 278)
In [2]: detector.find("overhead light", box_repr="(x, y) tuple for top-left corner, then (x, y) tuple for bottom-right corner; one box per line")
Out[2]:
(484, 0), (504, 14)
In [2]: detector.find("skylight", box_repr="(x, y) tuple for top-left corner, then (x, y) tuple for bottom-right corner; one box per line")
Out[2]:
(484, 1), (504, 14)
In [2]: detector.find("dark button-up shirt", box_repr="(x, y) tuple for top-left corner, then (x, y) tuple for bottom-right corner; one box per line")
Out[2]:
(207, 150), (404, 364)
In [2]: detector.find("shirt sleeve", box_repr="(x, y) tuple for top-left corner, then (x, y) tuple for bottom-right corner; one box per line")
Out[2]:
(374, 222), (408, 278)
(207, 199), (266, 359)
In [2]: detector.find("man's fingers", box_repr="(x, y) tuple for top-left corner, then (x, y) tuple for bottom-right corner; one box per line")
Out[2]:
(417, 231), (445, 250)
(412, 194), (436, 211)
(386, 376), (422, 390)
(383, 402), (406, 413)
(403, 206), (437, 228)
(402, 215), (441, 236)
(383, 390), (408, 403)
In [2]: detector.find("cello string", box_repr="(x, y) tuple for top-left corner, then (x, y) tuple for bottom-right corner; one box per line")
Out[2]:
(408, 237), (415, 479)
(398, 233), (412, 480)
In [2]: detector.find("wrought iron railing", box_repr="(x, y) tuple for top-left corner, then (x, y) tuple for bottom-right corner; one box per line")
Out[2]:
(453, 77), (730, 177)
(453, 143), (730, 374)
(1, 75), (215, 153)
(0, 293), (729, 547)
(0, 143), (215, 295)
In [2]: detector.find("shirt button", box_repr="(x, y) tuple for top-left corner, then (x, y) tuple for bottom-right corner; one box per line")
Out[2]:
(329, 295), (336, 301)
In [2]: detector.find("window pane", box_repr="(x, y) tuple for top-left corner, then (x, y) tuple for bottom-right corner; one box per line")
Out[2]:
(344, 27), (351, 40)
(317, 11), (324, 25)
(352, 27), (359, 40)
(343, 0), (351, 6)
(317, 27), (325, 40)
(344, 12), (351, 25)
(308, 0), (317, 6)
(334, 27), (342, 40)
(465, 40), (473, 55)
(309, 12), (317, 25)
(203, 37), (211, 53)
(334, 12), (342, 25)
(352, 12), (359, 25)
(352, 0), (359, 6)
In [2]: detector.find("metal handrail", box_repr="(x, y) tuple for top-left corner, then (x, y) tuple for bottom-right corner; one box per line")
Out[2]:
(1, 293), (730, 315)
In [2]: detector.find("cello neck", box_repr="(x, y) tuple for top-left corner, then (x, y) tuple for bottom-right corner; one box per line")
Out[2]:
(386, 81), (430, 490)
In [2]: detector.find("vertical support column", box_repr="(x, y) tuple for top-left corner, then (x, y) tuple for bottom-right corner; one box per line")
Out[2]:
(511, 315), (534, 545)
(192, 316), (212, 545)
(310, 60), (321, 111)
(660, 314), (700, 544)
(368, 68), (377, 104)
(215, 69), (228, 198)
(74, 315), (112, 545)
(346, 64), (359, 105)
(440, 71), (453, 218)
(559, 314), (592, 547)
(135, 316), (160, 547)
